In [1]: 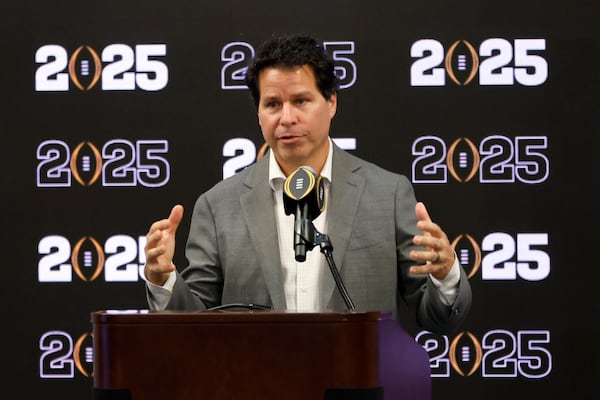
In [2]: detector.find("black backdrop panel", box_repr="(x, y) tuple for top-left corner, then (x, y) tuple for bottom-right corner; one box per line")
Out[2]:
(2, 1), (598, 399)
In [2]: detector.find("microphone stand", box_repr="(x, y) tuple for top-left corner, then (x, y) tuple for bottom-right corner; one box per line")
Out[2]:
(297, 221), (356, 311)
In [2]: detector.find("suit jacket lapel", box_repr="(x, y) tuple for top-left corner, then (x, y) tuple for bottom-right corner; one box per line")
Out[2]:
(240, 155), (287, 309)
(323, 144), (366, 306)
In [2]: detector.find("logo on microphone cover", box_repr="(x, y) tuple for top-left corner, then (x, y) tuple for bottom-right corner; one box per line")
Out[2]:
(283, 166), (326, 217)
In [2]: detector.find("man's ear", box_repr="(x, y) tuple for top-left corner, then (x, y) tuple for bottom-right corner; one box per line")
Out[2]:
(328, 92), (337, 118)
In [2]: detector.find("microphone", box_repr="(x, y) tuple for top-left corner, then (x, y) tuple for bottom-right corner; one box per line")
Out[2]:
(283, 166), (325, 262)
(282, 165), (355, 310)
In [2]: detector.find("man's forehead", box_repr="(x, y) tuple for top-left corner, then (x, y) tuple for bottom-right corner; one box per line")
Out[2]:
(259, 75), (315, 95)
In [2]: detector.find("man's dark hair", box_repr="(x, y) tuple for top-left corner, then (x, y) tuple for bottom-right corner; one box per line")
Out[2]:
(245, 33), (340, 109)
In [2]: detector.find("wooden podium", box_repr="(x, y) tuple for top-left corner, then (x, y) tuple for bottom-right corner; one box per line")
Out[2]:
(92, 310), (431, 400)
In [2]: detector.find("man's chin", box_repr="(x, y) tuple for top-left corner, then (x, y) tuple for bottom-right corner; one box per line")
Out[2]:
(274, 149), (311, 169)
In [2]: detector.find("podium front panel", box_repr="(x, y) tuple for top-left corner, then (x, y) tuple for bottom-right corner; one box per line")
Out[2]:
(92, 310), (395, 400)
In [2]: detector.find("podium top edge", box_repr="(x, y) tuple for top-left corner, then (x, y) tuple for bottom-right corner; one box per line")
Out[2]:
(91, 309), (392, 324)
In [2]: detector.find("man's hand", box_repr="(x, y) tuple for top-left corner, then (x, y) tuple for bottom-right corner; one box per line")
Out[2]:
(409, 202), (455, 280)
(143, 205), (184, 286)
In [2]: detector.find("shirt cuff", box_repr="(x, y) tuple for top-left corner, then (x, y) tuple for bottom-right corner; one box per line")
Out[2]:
(145, 270), (176, 310)
(429, 252), (460, 306)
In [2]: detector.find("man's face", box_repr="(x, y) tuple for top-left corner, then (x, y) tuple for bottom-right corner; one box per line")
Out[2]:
(257, 65), (337, 176)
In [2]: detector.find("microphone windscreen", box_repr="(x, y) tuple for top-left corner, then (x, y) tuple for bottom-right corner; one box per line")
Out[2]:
(284, 166), (317, 201)
(283, 166), (325, 218)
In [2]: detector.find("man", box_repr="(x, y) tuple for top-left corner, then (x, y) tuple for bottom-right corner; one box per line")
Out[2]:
(144, 33), (471, 335)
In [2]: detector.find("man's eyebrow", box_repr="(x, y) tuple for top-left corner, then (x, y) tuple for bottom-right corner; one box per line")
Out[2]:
(291, 90), (314, 97)
(260, 94), (280, 102)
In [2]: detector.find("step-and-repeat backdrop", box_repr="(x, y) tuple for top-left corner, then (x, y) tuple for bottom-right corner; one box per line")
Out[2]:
(3, 1), (597, 399)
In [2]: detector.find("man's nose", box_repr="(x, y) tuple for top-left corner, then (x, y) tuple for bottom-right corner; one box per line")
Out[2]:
(280, 102), (296, 124)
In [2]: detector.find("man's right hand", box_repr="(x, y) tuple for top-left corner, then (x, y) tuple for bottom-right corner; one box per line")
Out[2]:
(143, 205), (184, 286)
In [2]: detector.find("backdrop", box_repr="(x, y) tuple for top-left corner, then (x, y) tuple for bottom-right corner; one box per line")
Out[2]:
(2, 1), (598, 399)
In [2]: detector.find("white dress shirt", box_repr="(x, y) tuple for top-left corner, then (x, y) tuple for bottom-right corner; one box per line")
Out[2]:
(268, 141), (333, 311)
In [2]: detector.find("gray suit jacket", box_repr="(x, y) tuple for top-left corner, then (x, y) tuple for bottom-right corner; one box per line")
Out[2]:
(160, 143), (471, 335)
